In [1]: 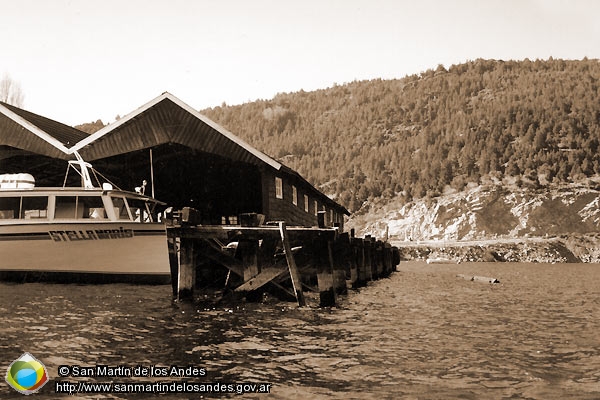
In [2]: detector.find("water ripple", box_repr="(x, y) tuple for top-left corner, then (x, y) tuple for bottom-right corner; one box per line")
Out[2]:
(1, 262), (599, 399)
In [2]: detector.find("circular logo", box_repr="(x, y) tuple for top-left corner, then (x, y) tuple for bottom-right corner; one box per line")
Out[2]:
(5, 353), (49, 395)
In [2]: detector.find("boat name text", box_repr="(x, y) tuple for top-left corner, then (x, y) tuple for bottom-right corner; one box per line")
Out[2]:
(49, 227), (134, 242)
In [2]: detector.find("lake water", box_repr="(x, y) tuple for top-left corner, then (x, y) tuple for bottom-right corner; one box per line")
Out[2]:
(1, 262), (599, 399)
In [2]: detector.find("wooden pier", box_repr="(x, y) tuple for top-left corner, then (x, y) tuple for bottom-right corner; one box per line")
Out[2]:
(166, 209), (400, 307)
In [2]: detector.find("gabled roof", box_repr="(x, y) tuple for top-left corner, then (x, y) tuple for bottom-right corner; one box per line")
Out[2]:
(72, 92), (282, 170)
(0, 101), (88, 159)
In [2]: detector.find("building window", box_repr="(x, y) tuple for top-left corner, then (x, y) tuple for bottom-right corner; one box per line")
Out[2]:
(304, 194), (309, 213)
(292, 185), (298, 206)
(275, 177), (283, 199)
(314, 200), (318, 216)
(330, 209), (334, 224)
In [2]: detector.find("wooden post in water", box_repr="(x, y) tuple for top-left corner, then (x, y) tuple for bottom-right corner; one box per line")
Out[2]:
(363, 235), (373, 282)
(168, 237), (180, 298)
(381, 242), (392, 278)
(382, 242), (392, 277)
(336, 232), (353, 292)
(348, 231), (358, 288)
(278, 222), (306, 307)
(354, 238), (366, 287)
(314, 238), (336, 307)
(371, 240), (379, 279)
(370, 237), (378, 280)
(177, 238), (196, 301)
(375, 240), (384, 279)
(238, 213), (261, 287)
(239, 239), (260, 282)
(329, 239), (347, 295)
(392, 246), (401, 270)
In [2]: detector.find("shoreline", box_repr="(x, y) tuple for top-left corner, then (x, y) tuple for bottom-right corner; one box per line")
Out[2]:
(392, 235), (600, 263)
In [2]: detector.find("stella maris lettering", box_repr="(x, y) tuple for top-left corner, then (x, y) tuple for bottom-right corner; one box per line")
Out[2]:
(49, 227), (134, 242)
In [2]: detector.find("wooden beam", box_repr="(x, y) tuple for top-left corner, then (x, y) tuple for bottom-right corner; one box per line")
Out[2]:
(234, 267), (288, 292)
(168, 225), (337, 242)
(196, 239), (244, 277)
(279, 222), (306, 307)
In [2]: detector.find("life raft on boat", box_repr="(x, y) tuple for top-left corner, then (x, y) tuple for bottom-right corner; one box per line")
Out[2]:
(0, 173), (35, 189)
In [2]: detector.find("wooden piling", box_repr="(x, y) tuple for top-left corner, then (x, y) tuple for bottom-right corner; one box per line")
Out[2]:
(363, 235), (373, 282)
(167, 237), (179, 298)
(329, 239), (347, 295)
(237, 213), (261, 288)
(314, 238), (336, 307)
(238, 239), (260, 282)
(337, 233), (354, 291)
(374, 240), (384, 279)
(347, 234), (358, 288)
(177, 238), (196, 301)
(382, 243), (392, 277)
(392, 246), (401, 270)
(354, 238), (367, 287)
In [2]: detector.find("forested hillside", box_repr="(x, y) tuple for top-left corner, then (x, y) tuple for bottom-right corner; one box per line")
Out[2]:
(201, 58), (600, 212)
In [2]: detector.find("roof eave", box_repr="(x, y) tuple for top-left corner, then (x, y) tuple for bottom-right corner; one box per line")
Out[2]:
(0, 103), (71, 154)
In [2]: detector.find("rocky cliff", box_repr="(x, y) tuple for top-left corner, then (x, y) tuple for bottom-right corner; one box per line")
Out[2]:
(347, 179), (600, 262)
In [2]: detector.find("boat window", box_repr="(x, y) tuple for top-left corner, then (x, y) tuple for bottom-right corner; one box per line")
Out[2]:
(21, 197), (48, 219)
(111, 197), (131, 220)
(127, 198), (152, 223)
(0, 197), (20, 219)
(78, 196), (106, 219)
(55, 196), (78, 219)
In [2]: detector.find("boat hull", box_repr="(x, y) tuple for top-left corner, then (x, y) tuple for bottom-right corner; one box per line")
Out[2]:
(0, 222), (170, 284)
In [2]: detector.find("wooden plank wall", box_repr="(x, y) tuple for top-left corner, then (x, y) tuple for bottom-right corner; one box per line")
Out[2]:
(261, 169), (345, 230)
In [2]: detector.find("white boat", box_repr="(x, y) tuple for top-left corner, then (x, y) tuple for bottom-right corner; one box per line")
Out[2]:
(426, 257), (457, 264)
(0, 154), (170, 284)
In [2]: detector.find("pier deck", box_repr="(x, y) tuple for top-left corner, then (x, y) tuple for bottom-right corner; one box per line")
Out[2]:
(166, 210), (400, 307)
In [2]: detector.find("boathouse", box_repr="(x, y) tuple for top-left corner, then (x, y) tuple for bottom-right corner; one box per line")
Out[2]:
(0, 93), (349, 229)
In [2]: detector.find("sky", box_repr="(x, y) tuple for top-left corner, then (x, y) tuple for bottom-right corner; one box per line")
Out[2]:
(1, 0), (599, 126)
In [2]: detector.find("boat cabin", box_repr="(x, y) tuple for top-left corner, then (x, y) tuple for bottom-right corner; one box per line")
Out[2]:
(0, 188), (162, 224)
